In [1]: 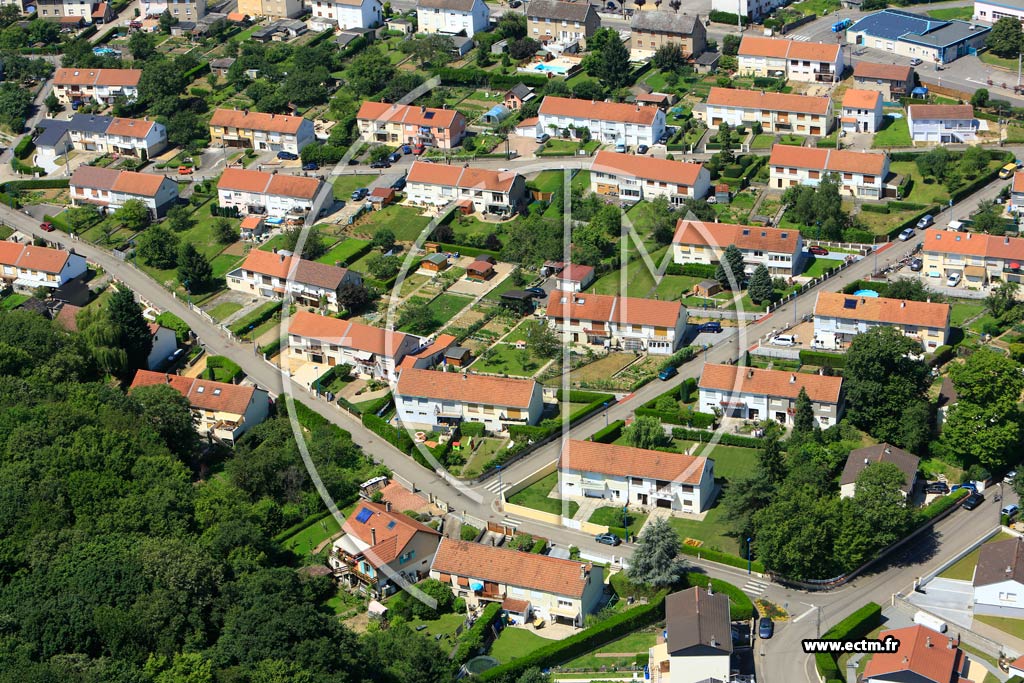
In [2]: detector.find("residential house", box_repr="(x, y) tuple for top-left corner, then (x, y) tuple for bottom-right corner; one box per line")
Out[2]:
(308, 0), (382, 29)
(1011, 654), (1024, 680)
(92, 2), (115, 22)
(69, 166), (180, 218)
(209, 108), (316, 154)
(711, 0), (785, 21)
(737, 36), (843, 83)
(143, 0), (208, 20)
(920, 228), (1024, 286)
(544, 290), (687, 354)
(841, 88), (883, 133)
(813, 291), (951, 351)
(216, 168), (330, 220)
(629, 10), (707, 60)
(852, 61), (914, 99)
(863, 625), (972, 683)
(552, 263), (595, 292)
(237, 0), (304, 19)
(416, 0), (489, 37)
(356, 102), (467, 150)
(288, 309), (427, 380)
(129, 370), (272, 444)
(847, 9), (990, 65)
(394, 368), (545, 433)
(52, 68), (142, 106)
(591, 150), (710, 204)
(0, 241), (88, 290)
(768, 145), (892, 199)
(839, 443), (920, 499)
(907, 104), (978, 143)
(504, 83), (536, 111)
(405, 161), (527, 216)
(650, 587), (733, 683)
(210, 57), (236, 78)
(973, 536), (1024, 618)
(226, 249), (363, 312)
(558, 439), (716, 513)
(526, 0), (601, 50)
(538, 96), (666, 147)
(672, 219), (804, 276)
(975, 0), (1024, 24)
(429, 537), (605, 627)
(146, 323), (178, 371)
(328, 501), (442, 596)
(36, 114), (168, 162)
(1014, 171), (1024, 214)
(700, 88), (833, 136)
(697, 363), (845, 428)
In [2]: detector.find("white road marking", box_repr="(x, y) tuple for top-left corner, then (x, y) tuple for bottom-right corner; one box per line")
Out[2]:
(792, 605), (818, 623)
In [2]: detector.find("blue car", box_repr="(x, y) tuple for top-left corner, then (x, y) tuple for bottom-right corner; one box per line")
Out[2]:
(277, 151), (299, 160)
(759, 618), (774, 639)
(658, 366), (678, 381)
(351, 188), (368, 201)
(401, 145), (412, 154)
(391, 176), (407, 190)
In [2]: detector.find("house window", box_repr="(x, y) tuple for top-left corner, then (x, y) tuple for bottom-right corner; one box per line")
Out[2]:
(558, 599), (573, 608)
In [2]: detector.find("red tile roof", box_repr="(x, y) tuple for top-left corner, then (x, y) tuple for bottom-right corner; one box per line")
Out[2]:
(706, 87), (831, 115)
(814, 291), (950, 329)
(130, 369), (259, 415)
(539, 96), (661, 125)
(289, 310), (410, 357)
(699, 363), (843, 404)
(407, 161), (519, 192)
(922, 228), (1024, 261)
(862, 625), (964, 683)
(853, 62), (913, 82)
(356, 101), (463, 129)
(842, 88), (882, 110)
(768, 145), (888, 176)
(210, 108), (308, 135)
(673, 219), (800, 255)
(105, 117), (156, 138)
(432, 538), (594, 597)
(560, 439), (709, 483)
(739, 36), (840, 62)
(217, 168), (320, 199)
(343, 501), (439, 566)
(558, 263), (595, 282)
(239, 250), (350, 290)
(395, 368), (539, 408)
(592, 150), (705, 186)
(54, 68), (141, 87)
(379, 479), (430, 513)
(1014, 171), (1024, 194)
(55, 304), (81, 332)
(0, 241), (73, 274)
(908, 104), (974, 121)
(70, 166), (169, 198)
(545, 290), (684, 328)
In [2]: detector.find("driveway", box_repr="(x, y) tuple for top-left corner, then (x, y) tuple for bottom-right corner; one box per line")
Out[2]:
(908, 577), (975, 628)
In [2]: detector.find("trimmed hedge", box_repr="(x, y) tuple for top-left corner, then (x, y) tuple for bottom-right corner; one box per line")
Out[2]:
(478, 591), (669, 681)
(928, 344), (954, 368)
(454, 602), (501, 663)
(3, 178), (69, 192)
(670, 426), (762, 449)
(666, 262), (717, 278)
(679, 544), (766, 574)
(683, 572), (755, 620)
(11, 158), (44, 176)
(798, 349), (846, 368)
(362, 413), (417, 461)
(228, 302), (282, 335)
(432, 242), (501, 259)
(815, 602), (882, 683)
(861, 203), (889, 214)
(591, 419), (625, 444)
(258, 339), (281, 357)
(917, 487), (968, 523)
(461, 421), (485, 437)
(660, 346), (696, 372)
(709, 9), (748, 24)
(637, 405), (715, 427)
(14, 136), (35, 160)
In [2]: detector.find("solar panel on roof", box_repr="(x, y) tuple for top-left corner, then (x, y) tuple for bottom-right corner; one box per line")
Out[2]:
(424, 111), (435, 119)
(355, 507), (373, 523)
(844, 299), (858, 309)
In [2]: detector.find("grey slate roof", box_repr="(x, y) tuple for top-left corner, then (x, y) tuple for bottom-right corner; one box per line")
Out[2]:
(35, 120), (71, 149)
(665, 587), (733, 656)
(507, 83), (534, 101)
(630, 9), (700, 35)
(67, 113), (114, 134)
(901, 20), (990, 48)
(974, 537), (1024, 587)
(695, 51), (720, 66)
(526, 0), (595, 22)
(418, 0), (480, 10)
(840, 443), (919, 494)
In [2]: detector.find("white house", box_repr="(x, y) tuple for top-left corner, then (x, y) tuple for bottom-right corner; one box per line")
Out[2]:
(288, 309), (429, 380)
(841, 88), (884, 134)
(650, 587), (733, 683)
(52, 68), (142, 106)
(544, 290), (687, 355)
(700, 88), (833, 136)
(712, 0), (785, 22)
(552, 263), (595, 292)
(146, 323), (178, 371)
(974, 536), (1024, 618)
(216, 168), (329, 220)
(907, 104), (978, 143)
(673, 219), (804, 276)
(416, 0), (489, 38)
(538, 96), (666, 148)
(356, 102), (468, 150)
(590, 150), (711, 205)
(226, 249), (363, 313)
(36, 115), (168, 161)
(308, 0), (381, 29)
(130, 370), (272, 445)
(813, 291), (951, 351)
(863, 625), (972, 683)
(430, 537), (605, 627)
(558, 440), (716, 513)
(405, 161), (528, 216)
(69, 166), (180, 218)
(209, 109), (317, 155)
(839, 443), (920, 499)
(698, 363), (845, 428)
(394, 368), (545, 433)
(0, 242), (88, 290)
(975, 0), (1024, 24)
(737, 36), (843, 83)
(768, 145), (892, 200)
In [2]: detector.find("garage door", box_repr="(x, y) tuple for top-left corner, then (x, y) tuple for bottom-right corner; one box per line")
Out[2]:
(583, 488), (605, 498)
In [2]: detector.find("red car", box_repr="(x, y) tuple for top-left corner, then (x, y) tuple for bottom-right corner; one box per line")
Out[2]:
(808, 245), (829, 256)
(39, 222), (54, 232)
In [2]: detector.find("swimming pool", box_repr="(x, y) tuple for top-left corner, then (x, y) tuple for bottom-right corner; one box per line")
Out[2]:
(522, 62), (570, 75)
(852, 289), (880, 297)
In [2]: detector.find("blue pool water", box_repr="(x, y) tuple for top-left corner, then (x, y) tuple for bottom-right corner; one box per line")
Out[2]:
(526, 62), (569, 75)
(853, 289), (880, 297)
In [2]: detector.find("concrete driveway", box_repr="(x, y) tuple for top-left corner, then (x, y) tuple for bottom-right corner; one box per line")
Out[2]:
(908, 577), (975, 628)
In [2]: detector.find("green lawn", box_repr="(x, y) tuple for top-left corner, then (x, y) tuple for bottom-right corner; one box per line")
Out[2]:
(778, 135), (807, 146)
(354, 204), (432, 242)
(428, 292), (473, 320)
(210, 253), (243, 280)
(655, 274), (704, 301)
(980, 51), (1019, 70)
(588, 506), (648, 538)
(801, 256), (845, 278)
(281, 514), (341, 556)
(950, 301), (985, 327)
(926, 6), (972, 19)
(968, 314), (999, 333)
(333, 174), (376, 200)
(563, 630), (657, 669)
(939, 532), (1015, 581)
(507, 471), (580, 517)
(471, 343), (543, 377)
(872, 116), (912, 148)
(790, 0), (839, 16)
(317, 238), (372, 266)
(751, 134), (776, 150)
(489, 627), (549, 664)
(530, 170), (568, 194)
(0, 293), (30, 310)
(974, 614), (1024, 640)
(259, 234), (290, 253)
(482, 274), (523, 302)
(230, 301), (281, 337)
(407, 612), (466, 639)
(591, 246), (670, 298)
(668, 506), (739, 555)
(505, 319), (548, 344)
(889, 161), (953, 205)
(208, 301), (243, 321)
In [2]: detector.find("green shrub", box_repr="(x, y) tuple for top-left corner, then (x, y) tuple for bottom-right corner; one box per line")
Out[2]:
(670, 427), (761, 449)
(678, 544), (766, 573)
(460, 524), (481, 541)
(461, 421), (485, 437)
(709, 9), (747, 24)
(362, 413), (416, 458)
(660, 346), (696, 372)
(590, 420), (625, 444)
(13, 137), (35, 160)
(916, 488), (969, 523)
(860, 203), (890, 214)
(798, 349), (846, 368)
(928, 345), (954, 367)
(258, 339), (281, 357)
(454, 602), (501, 663)
(666, 262), (717, 278)
(814, 602), (882, 682)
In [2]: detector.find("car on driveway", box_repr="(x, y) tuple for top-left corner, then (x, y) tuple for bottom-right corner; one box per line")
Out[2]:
(758, 618), (774, 639)
(910, 58), (922, 66)
(898, 227), (915, 241)
(637, 144), (649, 154)
(276, 151), (299, 160)
(392, 176), (407, 190)
(595, 533), (621, 546)
(925, 481), (950, 494)
(808, 245), (829, 256)
(697, 321), (723, 333)
(1005, 470), (1017, 483)
(963, 492), (985, 510)
(1002, 504), (1020, 518)
(370, 159), (390, 169)
(770, 334), (796, 347)
(351, 188), (368, 201)
(946, 272), (961, 288)
(388, 151), (402, 163)
(910, 258), (923, 272)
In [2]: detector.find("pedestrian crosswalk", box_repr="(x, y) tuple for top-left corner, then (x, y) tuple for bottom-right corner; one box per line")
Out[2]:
(742, 578), (770, 597)
(787, 34), (812, 42)
(483, 478), (511, 496)
(501, 516), (522, 529)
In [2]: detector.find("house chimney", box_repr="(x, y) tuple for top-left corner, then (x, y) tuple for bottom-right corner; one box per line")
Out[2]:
(790, 374), (797, 383)
(947, 637), (954, 649)
(901, 301), (906, 308)
(710, 636), (717, 647)
(926, 636), (932, 648)
(385, 500), (392, 512)
(371, 527), (377, 545)
(580, 564), (587, 580)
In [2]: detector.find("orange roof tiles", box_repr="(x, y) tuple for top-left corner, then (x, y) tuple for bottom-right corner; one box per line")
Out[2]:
(558, 263), (595, 282)
(266, 174), (320, 200)
(396, 368), (539, 408)
(111, 170), (167, 197)
(739, 36), (840, 62)
(209, 108), (308, 135)
(1015, 172), (1024, 194)
(545, 290), (684, 328)
(699, 363), (843, 404)
(842, 88), (882, 110)
(814, 291), (950, 329)
(768, 145), (888, 176)
(356, 101), (463, 129)
(853, 62), (913, 82)
(673, 219), (800, 255)
(539, 96), (661, 125)
(105, 117), (155, 138)
(0, 241), (72, 274)
(862, 625), (964, 683)
(922, 228), (1024, 261)
(592, 150), (705, 186)
(239, 250), (350, 290)
(706, 87), (831, 115)
(908, 104), (974, 121)
(217, 168), (320, 199)
(289, 310), (410, 357)
(379, 479), (430, 513)
(432, 538), (594, 597)
(560, 439), (709, 483)
(54, 68), (142, 87)
(343, 501), (439, 566)
(407, 161), (519, 192)
(130, 369), (259, 415)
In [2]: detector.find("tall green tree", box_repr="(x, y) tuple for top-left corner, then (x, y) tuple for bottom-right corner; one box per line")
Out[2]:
(627, 517), (685, 586)
(166, 205), (196, 233)
(987, 16), (1024, 58)
(715, 244), (746, 290)
(791, 387), (816, 438)
(585, 28), (631, 89)
(114, 199), (152, 231)
(137, 223), (181, 269)
(107, 286), (154, 377)
(623, 415), (667, 450)
(177, 242), (213, 293)
(747, 264), (773, 304)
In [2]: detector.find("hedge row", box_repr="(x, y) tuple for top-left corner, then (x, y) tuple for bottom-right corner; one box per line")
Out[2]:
(670, 427), (762, 449)
(917, 487), (968, 523)
(815, 602), (882, 683)
(13, 136), (34, 160)
(861, 203), (890, 214)
(708, 9), (748, 24)
(590, 420), (625, 444)
(679, 543), (767, 574)
(798, 349), (846, 368)
(228, 302), (281, 335)
(660, 346), (696, 372)
(454, 602), (502, 663)
(10, 158), (43, 176)
(478, 591), (668, 681)
(431, 241), (502, 260)
(666, 262), (717, 278)
(258, 339), (281, 357)
(3, 178), (69, 192)
(362, 413), (416, 460)
(557, 389), (615, 405)
(683, 572), (755, 621)
(636, 406), (715, 428)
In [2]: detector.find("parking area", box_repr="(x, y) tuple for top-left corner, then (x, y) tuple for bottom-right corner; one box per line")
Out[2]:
(907, 577), (974, 628)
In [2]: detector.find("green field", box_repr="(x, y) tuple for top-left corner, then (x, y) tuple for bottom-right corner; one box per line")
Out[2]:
(281, 514), (341, 556)
(488, 627), (549, 664)
(588, 506), (648, 538)
(751, 134), (776, 150)
(980, 52), (1019, 70)
(317, 238), (372, 266)
(801, 256), (845, 278)
(655, 274), (704, 301)
(333, 174), (375, 200)
(872, 116), (912, 148)
(939, 532), (1015, 581)
(208, 301), (243, 321)
(428, 292), (473, 320)
(974, 614), (1024, 640)
(591, 246), (671, 298)
(564, 631), (657, 669)
(507, 471), (580, 517)
(354, 204), (433, 242)
(926, 6), (972, 20)
(950, 301), (985, 327)
(0, 293), (30, 310)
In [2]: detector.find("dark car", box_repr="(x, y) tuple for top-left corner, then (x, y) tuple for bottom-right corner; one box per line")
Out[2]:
(758, 618), (774, 639)
(388, 151), (402, 163)
(962, 492), (985, 510)
(351, 188), (369, 201)
(595, 533), (621, 546)
(526, 287), (547, 297)
(392, 176), (407, 190)
(401, 144), (412, 154)
(39, 221), (54, 232)
(658, 366), (678, 381)
(370, 160), (391, 169)
(925, 482), (950, 495)
(808, 245), (829, 256)
(697, 321), (723, 333)
(910, 258), (923, 272)
(637, 144), (649, 154)
(301, 161), (319, 171)
(276, 151), (299, 160)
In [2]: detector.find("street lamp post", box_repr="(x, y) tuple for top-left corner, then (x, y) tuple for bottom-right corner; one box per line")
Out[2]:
(747, 537), (752, 574)
(603, 401), (609, 426)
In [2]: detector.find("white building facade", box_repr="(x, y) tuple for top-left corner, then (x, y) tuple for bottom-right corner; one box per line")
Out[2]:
(416, 0), (490, 37)
(590, 150), (710, 204)
(698, 363), (845, 428)
(673, 219), (804, 276)
(538, 96), (666, 148)
(309, 0), (382, 28)
(544, 290), (687, 354)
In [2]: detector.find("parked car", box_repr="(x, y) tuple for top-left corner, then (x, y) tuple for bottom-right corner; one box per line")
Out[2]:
(916, 214), (934, 229)
(388, 151), (402, 163)
(536, 133), (550, 144)
(999, 162), (1017, 179)
(924, 482), (950, 494)
(510, 0), (522, 7)
(910, 58), (922, 66)
(525, 287), (547, 297)
(758, 618), (774, 639)
(963, 492), (985, 510)
(370, 159), (390, 169)
(697, 321), (723, 333)
(1002, 504), (1020, 518)
(770, 334), (796, 347)
(413, 143), (426, 155)
(951, 483), (978, 493)
(595, 533), (621, 546)
(392, 176), (407, 190)
(658, 366), (678, 381)
(910, 258), (923, 272)
(614, 143), (627, 153)
(401, 144), (413, 154)
(637, 144), (649, 155)
(808, 245), (829, 256)
(898, 227), (915, 241)
(302, 162), (319, 171)
(276, 151), (299, 160)
(946, 272), (961, 288)
(351, 188), (368, 201)
(39, 221), (54, 232)
(177, 166), (192, 175)
(1004, 470), (1017, 483)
